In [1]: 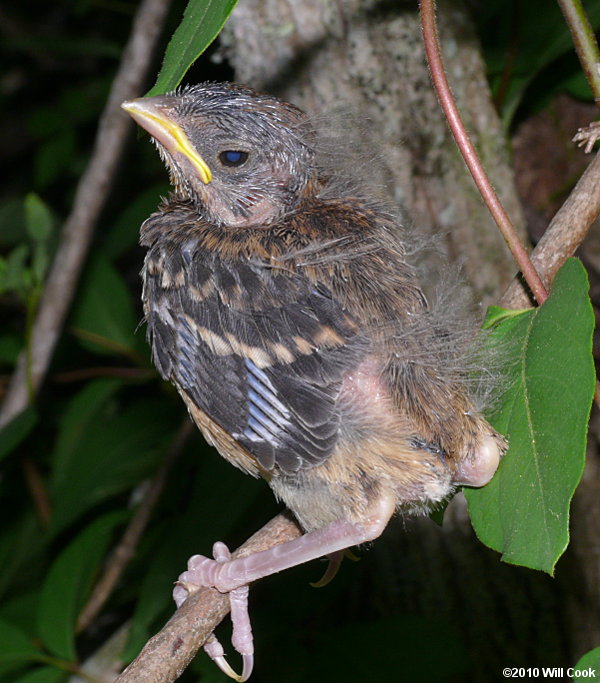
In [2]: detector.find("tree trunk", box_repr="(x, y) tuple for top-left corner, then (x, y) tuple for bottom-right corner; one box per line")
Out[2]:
(222, 0), (525, 303)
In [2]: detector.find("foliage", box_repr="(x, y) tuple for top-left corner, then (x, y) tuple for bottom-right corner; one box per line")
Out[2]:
(465, 259), (595, 574)
(147, 0), (239, 96)
(0, 0), (598, 681)
(474, 0), (600, 124)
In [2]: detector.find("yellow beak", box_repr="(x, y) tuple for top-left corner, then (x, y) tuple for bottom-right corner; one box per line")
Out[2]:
(121, 97), (212, 184)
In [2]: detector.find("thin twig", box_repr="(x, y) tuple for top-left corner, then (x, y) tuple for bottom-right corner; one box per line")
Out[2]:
(0, 0), (172, 430)
(501, 149), (600, 309)
(22, 456), (52, 527)
(419, 0), (548, 305)
(77, 419), (194, 634)
(557, 0), (600, 106)
(115, 513), (302, 683)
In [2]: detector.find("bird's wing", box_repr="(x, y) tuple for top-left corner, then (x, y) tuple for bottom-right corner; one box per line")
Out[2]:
(143, 243), (364, 474)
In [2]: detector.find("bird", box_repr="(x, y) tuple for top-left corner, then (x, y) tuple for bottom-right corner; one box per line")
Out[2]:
(121, 82), (506, 681)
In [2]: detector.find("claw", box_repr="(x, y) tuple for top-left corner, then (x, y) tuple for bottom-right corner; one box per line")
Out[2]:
(310, 548), (360, 588)
(204, 634), (254, 682)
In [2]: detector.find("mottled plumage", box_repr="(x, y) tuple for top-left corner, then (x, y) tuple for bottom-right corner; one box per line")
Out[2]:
(123, 82), (506, 681)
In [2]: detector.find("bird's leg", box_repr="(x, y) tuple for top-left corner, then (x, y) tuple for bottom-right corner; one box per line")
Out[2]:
(198, 543), (254, 682)
(173, 492), (395, 680)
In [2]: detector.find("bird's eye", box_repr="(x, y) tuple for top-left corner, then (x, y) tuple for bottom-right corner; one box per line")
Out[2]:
(219, 150), (249, 167)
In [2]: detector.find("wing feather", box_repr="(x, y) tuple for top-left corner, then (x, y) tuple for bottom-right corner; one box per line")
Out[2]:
(143, 242), (364, 475)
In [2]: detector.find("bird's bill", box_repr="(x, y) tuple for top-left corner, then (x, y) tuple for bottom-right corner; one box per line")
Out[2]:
(121, 97), (213, 184)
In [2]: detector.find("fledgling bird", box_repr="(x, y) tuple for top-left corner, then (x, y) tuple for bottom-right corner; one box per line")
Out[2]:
(122, 82), (505, 681)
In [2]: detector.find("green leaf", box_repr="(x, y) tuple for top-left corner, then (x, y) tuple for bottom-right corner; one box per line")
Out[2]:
(49, 380), (177, 534)
(0, 408), (38, 461)
(24, 194), (53, 243)
(31, 242), (49, 286)
(2, 245), (29, 295)
(572, 647), (600, 680)
(0, 619), (41, 665)
(49, 378), (122, 530)
(483, 305), (530, 328)
(465, 259), (595, 573)
(0, 198), (27, 246)
(478, 0), (600, 122)
(37, 511), (126, 660)
(70, 252), (138, 358)
(103, 183), (168, 259)
(147, 0), (239, 96)
(0, 513), (47, 603)
(0, 334), (23, 365)
(33, 129), (76, 189)
(0, 593), (40, 639)
(13, 667), (67, 683)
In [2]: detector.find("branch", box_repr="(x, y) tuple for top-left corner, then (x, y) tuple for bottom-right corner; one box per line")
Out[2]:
(419, 0), (548, 305)
(501, 149), (600, 308)
(0, 0), (172, 429)
(115, 513), (302, 683)
(77, 420), (193, 634)
(557, 0), (600, 106)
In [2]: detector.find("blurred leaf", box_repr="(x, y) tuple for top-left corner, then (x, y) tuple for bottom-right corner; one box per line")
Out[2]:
(70, 252), (138, 358)
(60, 81), (111, 126)
(466, 259), (595, 574)
(12, 667), (66, 683)
(103, 183), (168, 259)
(0, 408), (38, 461)
(7, 34), (121, 60)
(49, 380), (178, 533)
(31, 243), (49, 286)
(0, 335), (21, 365)
(49, 378), (122, 519)
(478, 0), (600, 121)
(33, 129), (76, 189)
(24, 194), (53, 243)
(27, 107), (64, 139)
(1, 245), (29, 295)
(38, 511), (126, 659)
(148, 0), (239, 96)
(0, 199), (27, 246)
(0, 593), (40, 639)
(0, 513), (47, 602)
(0, 259), (6, 294)
(0, 619), (41, 665)
(561, 68), (597, 101)
(572, 647), (600, 680)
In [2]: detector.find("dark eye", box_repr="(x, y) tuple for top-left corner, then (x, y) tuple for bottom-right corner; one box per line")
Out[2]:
(219, 150), (249, 167)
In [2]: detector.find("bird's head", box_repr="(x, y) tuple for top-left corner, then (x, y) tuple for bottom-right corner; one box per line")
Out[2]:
(122, 82), (316, 228)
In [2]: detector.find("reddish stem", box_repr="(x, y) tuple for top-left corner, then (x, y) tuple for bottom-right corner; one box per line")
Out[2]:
(419, 0), (548, 305)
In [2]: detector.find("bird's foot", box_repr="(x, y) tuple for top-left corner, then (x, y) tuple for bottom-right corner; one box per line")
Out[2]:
(173, 542), (254, 682)
(310, 548), (360, 588)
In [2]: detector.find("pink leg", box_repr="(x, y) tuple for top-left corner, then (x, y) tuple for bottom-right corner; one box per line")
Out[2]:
(173, 493), (395, 680)
(197, 543), (254, 682)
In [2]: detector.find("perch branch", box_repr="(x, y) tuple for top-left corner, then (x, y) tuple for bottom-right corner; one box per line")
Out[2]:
(0, 0), (172, 430)
(419, 0), (548, 305)
(115, 513), (302, 683)
(500, 149), (600, 308)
